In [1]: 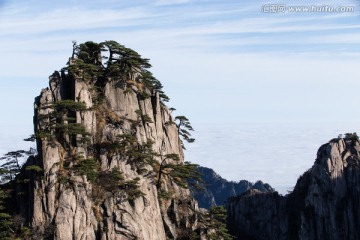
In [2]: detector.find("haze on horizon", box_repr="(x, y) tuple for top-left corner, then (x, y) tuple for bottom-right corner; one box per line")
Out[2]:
(0, 0), (360, 193)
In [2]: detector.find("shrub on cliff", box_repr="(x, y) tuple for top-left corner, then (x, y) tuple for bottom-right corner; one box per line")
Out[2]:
(0, 189), (12, 239)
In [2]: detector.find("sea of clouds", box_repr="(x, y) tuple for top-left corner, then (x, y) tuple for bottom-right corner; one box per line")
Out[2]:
(186, 121), (360, 195)
(1, 121), (359, 195)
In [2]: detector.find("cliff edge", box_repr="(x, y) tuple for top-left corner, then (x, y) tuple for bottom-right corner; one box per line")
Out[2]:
(227, 135), (360, 240)
(12, 41), (214, 240)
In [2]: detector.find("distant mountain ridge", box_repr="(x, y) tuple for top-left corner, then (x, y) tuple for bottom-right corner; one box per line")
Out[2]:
(191, 166), (274, 209)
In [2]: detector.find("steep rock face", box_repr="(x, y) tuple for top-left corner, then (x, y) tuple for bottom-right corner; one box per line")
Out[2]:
(228, 190), (287, 240)
(227, 137), (360, 240)
(20, 56), (204, 239)
(191, 167), (274, 209)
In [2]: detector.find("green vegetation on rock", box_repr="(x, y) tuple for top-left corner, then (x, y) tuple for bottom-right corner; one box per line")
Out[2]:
(0, 189), (12, 240)
(207, 206), (233, 240)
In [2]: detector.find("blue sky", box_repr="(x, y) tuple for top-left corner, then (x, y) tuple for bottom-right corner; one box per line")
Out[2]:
(1, 0), (360, 192)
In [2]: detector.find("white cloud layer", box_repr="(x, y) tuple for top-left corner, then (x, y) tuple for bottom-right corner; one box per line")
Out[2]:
(186, 122), (360, 194)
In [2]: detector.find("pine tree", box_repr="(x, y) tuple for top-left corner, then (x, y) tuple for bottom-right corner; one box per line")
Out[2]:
(155, 152), (201, 190)
(0, 189), (13, 240)
(207, 206), (233, 240)
(175, 115), (195, 149)
(0, 149), (36, 183)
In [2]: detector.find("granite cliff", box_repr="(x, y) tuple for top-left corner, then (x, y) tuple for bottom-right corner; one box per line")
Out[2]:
(191, 166), (273, 209)
(227, 135), (360, 240)
(5, 41), (229, 240)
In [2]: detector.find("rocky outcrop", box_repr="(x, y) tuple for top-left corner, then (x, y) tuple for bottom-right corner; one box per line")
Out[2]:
(190, 166), (273, 209)
(227, 137), (360, 240)
(15, 41), (209, 240)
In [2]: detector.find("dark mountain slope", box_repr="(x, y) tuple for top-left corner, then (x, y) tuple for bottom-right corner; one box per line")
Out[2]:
(191, 166), (273, 209)
(227, 136), (360, 240)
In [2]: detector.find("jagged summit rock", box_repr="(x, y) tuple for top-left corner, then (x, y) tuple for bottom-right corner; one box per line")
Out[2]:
(190, 166), (274, 209)
(227, 136), (360, 240)
(9, 41), (219, 240)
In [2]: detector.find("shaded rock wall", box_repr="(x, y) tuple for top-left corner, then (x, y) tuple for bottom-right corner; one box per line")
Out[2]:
(227, 138), (360, 240)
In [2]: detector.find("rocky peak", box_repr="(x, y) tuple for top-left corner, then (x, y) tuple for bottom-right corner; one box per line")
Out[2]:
(12, 41), (218, 240)
(227, 136), (360, 240)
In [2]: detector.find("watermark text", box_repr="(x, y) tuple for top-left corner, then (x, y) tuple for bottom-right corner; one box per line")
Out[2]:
(261, 4), (355, 13)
